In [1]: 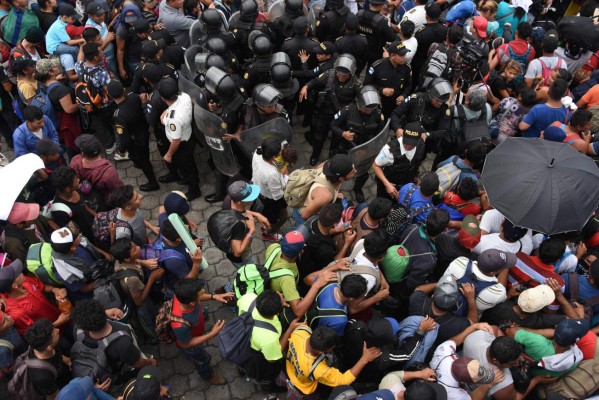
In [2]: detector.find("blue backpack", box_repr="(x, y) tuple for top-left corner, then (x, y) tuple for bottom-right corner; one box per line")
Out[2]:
(454, 260), (496, 317)
(15, 82), (60, 129)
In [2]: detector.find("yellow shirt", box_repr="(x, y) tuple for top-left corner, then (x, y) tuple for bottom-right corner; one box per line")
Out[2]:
(285, 325), (356, 395)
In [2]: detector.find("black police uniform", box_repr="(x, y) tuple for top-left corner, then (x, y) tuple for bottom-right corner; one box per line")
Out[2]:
(315, 6), (351, 42)
(131, 61), (178, 94)
(357, 8), (397, 66)
(375, 138), (427, 199)
(243, 103), (290, 129)
(282, 35), (320, 80)
(411, 22), (448, 80)
(305, 69), (360, 162)
(230, 20), (269, 64)
(145, 87), (178, 176)
(334, 32), (368, 75)
(330, 103), (385, 193)
(364, 58), (412, 119)
(114, 93), (158, 189)
(240, 57), (272, 94)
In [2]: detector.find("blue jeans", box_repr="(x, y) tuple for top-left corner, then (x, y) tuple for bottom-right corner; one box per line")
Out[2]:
(181, 344), (213, 380)
(230, 254), (257, 270)
(55, 43), (79, 59)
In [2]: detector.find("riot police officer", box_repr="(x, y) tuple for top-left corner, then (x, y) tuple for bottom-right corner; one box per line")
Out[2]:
(193, 52), (227, 87)
(282, 16), (319, 79)
(357, 0), (398, 67)
(390, 77), (452, 147)
(204, 66), (249, 202)
(315, 0), (351, 42)
(270, 52), (299, 121)
(243, 83), (290, 129)
(230, 0), (266, 63)
(330, 85), (386, 201)
(364, 40), (412, 119)
(334, 13), (368, 75)
(200, 9), (237, 51)
(270, 0), (305, 48)
(107, 80), (160, 192)
(158, 78), (202, 200)
(241, 31), (274, 93)
(298, 53), (360, 165)
(131, 40), (178, 94)
(204, 37), (240, 73)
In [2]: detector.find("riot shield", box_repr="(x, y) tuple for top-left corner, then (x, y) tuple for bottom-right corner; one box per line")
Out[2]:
(183, 44), (203, 80)
(178, 75), (205, 106)
(228, 11), (240, 28)
(193, 104), (239, 177)
(189, 20), (207, 47)
(238, 117), (293, 158)
(348, 120), (391, 177)
(307, 5), (322, 33)
(268, 0), (285, 20)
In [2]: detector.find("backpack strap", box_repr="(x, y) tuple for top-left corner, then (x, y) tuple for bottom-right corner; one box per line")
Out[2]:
(568, 272), (580, 301)
(308, 353), (327, 381)
(0, 339), (14, 351)
(98, 330), (127, 351)
(24, 357), (58, 377)
(168, 299), (192, 327)
(402, 184), (418, 209)
(264, 246), (282, 271)
(246, 300), (279, 333)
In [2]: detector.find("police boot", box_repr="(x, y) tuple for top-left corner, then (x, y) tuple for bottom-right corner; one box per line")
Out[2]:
(206, 172), (228, 203)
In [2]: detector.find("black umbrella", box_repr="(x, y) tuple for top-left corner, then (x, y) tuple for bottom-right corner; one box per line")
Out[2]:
(481, 138), (599, 235)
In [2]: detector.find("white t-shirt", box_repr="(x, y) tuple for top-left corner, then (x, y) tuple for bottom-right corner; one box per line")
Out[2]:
(473, 233), (533, 255)
(251, 152), (285, 200)
(352, 249), (380, 294)
(430, 340), (472, 400)
(524, 56), (568, 80)
(442, 256), (507, 313)
(374, 137), (417, 167)
(402, 5), (427, 31)
(403, 36), (418, 65)
(479, 209), (505, 234)
(463, 330), (513, 397)
(162, 93), (193, 142)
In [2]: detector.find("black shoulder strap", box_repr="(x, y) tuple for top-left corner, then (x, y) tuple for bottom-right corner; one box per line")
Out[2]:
(247, 300), (278, 333)
(568, 272), (580, 300)
(456, 104), (467, 122)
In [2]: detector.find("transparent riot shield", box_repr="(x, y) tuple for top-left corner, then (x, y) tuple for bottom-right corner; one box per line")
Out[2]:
(348, 120), (391, 176)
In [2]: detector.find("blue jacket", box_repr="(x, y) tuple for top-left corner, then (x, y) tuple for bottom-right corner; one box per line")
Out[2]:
(446, 0), (478, 24)
(13, 116), (59, 158)
(396, 315), (439, 367)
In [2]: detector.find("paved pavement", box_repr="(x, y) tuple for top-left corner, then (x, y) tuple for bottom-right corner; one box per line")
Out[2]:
(0, 116), (378, 400)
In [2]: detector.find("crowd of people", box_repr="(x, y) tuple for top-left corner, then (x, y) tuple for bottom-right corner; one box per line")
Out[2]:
(1, 0), (599, 398)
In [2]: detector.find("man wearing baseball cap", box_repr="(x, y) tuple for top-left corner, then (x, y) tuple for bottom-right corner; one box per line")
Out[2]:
(442, 249), (517, 315)
(3, 202), (49, 264)
(46, 4), (84, 60)
(294, 154), (356, 225)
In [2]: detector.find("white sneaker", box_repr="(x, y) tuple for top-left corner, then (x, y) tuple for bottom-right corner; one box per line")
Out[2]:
(106, 143), (117, 154)
(114, 151), (130, 161)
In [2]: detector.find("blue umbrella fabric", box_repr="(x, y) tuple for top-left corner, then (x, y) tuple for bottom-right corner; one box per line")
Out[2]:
(481, 138), (599, 235)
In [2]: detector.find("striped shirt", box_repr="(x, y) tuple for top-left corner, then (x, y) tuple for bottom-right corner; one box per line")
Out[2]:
(509, 253), (564, 310)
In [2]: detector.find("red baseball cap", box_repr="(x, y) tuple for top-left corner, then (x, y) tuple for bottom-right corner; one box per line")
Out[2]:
(7, 202), (39, 225)
(472, 16), (488, 38)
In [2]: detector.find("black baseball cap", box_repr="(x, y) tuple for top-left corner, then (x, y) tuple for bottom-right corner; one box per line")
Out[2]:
(85, 2), (105, 15)
(75, 134), (102, 157)
(158, 78), (178, 100)
(106, 80), (125, 99)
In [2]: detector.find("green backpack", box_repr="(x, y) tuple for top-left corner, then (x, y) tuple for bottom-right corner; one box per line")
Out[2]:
(26, 242), (62, 286)
(234, 246), (294, 299)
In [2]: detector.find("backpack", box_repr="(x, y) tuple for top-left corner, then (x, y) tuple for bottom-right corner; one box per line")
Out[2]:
(207, 209), (247, 254)
(26, 242), (62, 286)
(284, 169), (333, 208)
(155, 299), (192, 344)
(30, 83), (60, 129)
(234, 246), (294, 299)
(41, 200), (72, 219)
(539, 58), (564, 87)
(419, 44), (456, 90)
(91, 208), (133, 250)
(456, 104), (490, 146)
(217, 299), (277, 365)
(507, 44), (531, 86)
(383, 184), (434, 243)
(454, 260), (496, 317)
(567, 272), (599, 320)
(436, 156), (472, 197)
(75, 66), (109, 112)
(92, 269), (142, 315)
(8, 352), (58, 400)
(70, 326), (132, 382)
(306, 283), (347, 329)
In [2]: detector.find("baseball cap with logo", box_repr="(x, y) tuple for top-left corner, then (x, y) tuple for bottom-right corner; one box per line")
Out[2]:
(543, 29), (560, 52)
(281, 230), (306, 257)
(472, 16), (489, 38)
(227, 181), (260, 202)
(86, 2), (105, 15)
(477, 249), (517, 273)
(323, 154), (354, 178)
(128, 366), (162, 400)
(402, 122), (424, 146)
(51, 227), (75, 245)
(554, 318), (590, 346)
(518, 284), (555, 313)
(451, 357), (495, 384)
(458, 215), (481, 250)
(313, 41), (335, 55)
(386, 40), (410, 56)
(434, 275), (459, 311)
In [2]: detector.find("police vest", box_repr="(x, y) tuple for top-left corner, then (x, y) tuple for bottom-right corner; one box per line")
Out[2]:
(357, 10), (385, 40)
(382, 139), (420, 185)
(347, 104), (382, 139)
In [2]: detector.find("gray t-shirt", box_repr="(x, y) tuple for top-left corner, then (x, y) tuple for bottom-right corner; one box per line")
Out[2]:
(116, 209), (146, 246)
(462, 330), (514, 397)
(524, 56), (568, 79)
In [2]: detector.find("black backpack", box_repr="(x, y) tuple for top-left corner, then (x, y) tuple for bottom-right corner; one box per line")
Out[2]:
(8, 352), (57, 400)
(454, 260), (496, 317)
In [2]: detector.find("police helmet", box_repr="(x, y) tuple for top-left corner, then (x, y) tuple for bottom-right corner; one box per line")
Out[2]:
(205, 53), (226, 71)
(427, 78), (452, 103)
(240, 0), (258, 20)
(271, 64), (292, 84)
(271, 52), (291, 68)
(206, 37), (227, 56)
(285, 0), (304, 16)
(357, 85), (381, 109)
(249, 30), (272, 56)
(202, 9), (222, 31)
(253, 83), (282, 109)
(326, 0), (344, 10)
(334, 53), (357, 76)
(205, 66), (237, 99)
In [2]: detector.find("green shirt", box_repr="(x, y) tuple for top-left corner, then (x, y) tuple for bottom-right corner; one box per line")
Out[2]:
(238, 293), (283, 361)
(266, 243), (300, 302)
(514, 330), (578, 377)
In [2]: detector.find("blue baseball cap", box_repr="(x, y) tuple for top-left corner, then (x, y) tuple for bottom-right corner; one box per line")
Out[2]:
(227, 181), (260, 202)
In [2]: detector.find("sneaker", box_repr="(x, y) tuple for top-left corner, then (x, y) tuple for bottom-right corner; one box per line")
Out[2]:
(261, 232), (282, 242)
(208, 374), (226, 385)
(105, 143), (116, 154)
(114, 151), (130, 161)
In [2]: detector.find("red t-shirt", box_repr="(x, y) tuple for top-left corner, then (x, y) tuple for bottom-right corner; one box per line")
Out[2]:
(509, 254), (565, 310)
(1, 276), (60, 335)
(171, 295), (205, 347)
(443, 192), (481, 216)
(577, 331), (597, 360)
